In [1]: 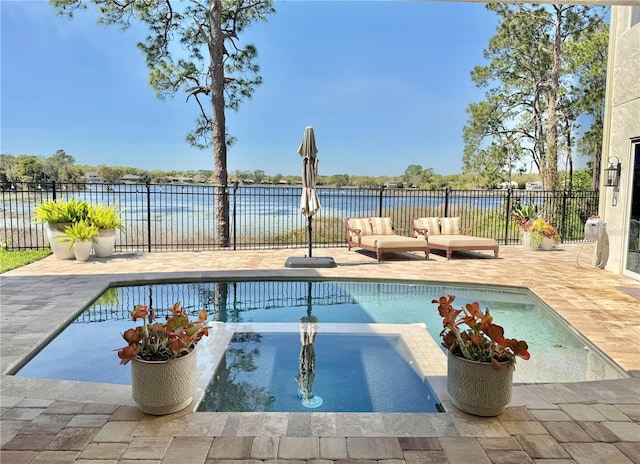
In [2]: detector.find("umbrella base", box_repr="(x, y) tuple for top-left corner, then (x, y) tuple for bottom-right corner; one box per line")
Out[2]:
(284, 257), (336, 268)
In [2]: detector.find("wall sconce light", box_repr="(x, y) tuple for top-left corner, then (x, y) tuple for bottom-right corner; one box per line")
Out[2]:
(604, 156), (621, 188)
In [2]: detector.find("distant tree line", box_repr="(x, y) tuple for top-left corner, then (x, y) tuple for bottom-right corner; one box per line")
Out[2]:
(0, 151), (594, 191)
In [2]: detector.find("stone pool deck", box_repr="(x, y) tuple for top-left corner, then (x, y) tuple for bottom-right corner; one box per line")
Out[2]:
(1, 244), (639, 463)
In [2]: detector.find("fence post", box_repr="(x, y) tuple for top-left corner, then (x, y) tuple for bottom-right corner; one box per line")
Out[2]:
(146, 181), (151, 253)
(444, 187), (450, 217)
(504, 188), (512, 245)
(232, 181), (239, 251)
(560, 190), (568, 243)
(52, 181), (57, 201)
(378, 185), (385, 216)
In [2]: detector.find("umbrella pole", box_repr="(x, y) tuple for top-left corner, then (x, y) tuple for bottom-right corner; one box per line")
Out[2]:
(308, 216), (313, 258)
(307, 281), (312, 317)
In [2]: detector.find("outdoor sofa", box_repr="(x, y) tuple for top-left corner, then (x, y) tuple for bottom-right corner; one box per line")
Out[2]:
(346, 217), (429, 262)
(411, 217), (499, 260)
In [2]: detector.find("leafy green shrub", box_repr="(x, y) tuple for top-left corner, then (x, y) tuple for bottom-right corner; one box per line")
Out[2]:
(88, 202), (125, 231)
(34, 198), (89, 224)
(58, 220), (100, 251)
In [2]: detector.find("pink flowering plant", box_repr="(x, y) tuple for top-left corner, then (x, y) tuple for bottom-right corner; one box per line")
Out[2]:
(433, 295), (530, 371)
(117, 302), (210, 364)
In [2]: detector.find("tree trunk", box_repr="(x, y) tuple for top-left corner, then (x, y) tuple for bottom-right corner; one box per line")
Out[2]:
(591, 114), (603, 190)
(533, 87), (545, 173)
(543, 89), (558, 192)
(542, 7), (562, 193)
(565, 118), (573, 192)
(209, 0), (230, 247)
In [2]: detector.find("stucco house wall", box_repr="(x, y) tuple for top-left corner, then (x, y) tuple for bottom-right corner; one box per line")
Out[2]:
(601, 5), (640, 279)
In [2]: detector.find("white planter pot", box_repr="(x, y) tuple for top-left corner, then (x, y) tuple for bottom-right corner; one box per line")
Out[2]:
(93, 228), (116, 257)
(46, 223), (75, 260)
(72, 240), (93, 261)
(131, 349), (197, 415)
(540, 237), (555, 251)
(447, 352), (512, 417)
(521, 231), (538, 251)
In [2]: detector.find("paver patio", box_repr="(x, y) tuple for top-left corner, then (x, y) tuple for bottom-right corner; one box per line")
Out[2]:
(1, 243), (639, 463)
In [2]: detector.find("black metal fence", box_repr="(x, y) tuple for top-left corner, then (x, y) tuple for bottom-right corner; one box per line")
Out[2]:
(1, 181), (599, 252)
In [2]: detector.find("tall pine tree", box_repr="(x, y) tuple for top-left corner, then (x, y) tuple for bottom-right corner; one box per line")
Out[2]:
(51, 0), (275, 246)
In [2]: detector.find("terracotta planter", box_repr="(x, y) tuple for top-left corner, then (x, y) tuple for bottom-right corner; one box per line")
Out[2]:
(447, 352), (512, 416)
(93, 228), (116, 257)
(72, 240), (93, 261)
(46, 223), (75, 260)
(131, 349), (197, 415)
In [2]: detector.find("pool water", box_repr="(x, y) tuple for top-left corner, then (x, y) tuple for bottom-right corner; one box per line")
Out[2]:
(15, 280), (629, 391)
(197, 332), (441, 413)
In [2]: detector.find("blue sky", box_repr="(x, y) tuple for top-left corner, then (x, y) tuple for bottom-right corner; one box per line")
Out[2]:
(1, 1), (499, 177)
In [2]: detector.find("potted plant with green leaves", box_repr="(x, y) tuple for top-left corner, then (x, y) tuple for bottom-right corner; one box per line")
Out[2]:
(88, 202), (124, 257)
(116, 302), (210, 415)
(434, 295), (530, 416)
(34, 198), (90, 259)
(512, 203), (539, 250)
(529, 217), (560, 251)
(57, 219), (99, 261)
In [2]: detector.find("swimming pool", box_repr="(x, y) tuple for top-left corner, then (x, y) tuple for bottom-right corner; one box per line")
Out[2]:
(15, 279), (628, 397)
(197, 330), (442, 413)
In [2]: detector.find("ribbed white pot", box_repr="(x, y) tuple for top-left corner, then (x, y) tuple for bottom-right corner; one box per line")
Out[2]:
(521, 231), (538, 251)
(46, 223), (75, 259)
(93, 228), (116, 257)
(447, 352), (512, 417)
(131, 349), (197, 415)
(72, 240), (93, 262)
(540, 237), (555, 251)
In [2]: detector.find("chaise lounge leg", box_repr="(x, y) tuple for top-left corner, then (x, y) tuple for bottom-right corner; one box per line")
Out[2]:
(494, 248), (499, 259)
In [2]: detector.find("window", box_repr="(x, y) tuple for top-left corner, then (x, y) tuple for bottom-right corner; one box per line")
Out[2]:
(631, 6), (640, 28)
(626, 139), (640, 275)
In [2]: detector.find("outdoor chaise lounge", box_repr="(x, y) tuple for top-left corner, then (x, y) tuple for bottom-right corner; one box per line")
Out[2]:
(346, 217), (429, 262)
(411, 217), (499, 260)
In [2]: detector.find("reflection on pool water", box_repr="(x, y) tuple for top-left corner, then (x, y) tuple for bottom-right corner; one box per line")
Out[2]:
(15, 280), (628, 393)
(197, 331), (441, 413)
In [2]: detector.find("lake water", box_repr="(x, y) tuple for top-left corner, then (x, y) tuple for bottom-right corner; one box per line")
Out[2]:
(3, 184), (524, 238)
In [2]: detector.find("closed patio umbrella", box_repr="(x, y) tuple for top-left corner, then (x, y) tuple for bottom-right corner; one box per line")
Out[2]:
(298, 126), (321, 257)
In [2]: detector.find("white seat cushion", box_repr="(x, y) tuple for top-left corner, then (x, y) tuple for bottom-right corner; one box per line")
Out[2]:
(440, 217), (461, 235)
(361, 235), (427, 250)
(428, 235), (496, 247)
(347, 218), (373, 240)
(413, 217), (441, 236)
(370, 217), (394, 235)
